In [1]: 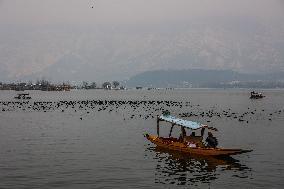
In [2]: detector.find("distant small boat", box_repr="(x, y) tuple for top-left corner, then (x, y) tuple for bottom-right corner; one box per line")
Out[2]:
(14, 93), (31, 100)
(250, 91), (265, 99)
(145, 113), (252, 156)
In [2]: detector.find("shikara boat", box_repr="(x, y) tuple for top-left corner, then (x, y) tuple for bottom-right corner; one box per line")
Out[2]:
(14, 93), (31, 100)
(145, 114), (252, 156)
(250, 91), (265, 99)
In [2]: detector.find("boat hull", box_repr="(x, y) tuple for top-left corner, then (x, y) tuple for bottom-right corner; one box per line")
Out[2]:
(145, 134), (252, 156)
(250, 96), (265, 99)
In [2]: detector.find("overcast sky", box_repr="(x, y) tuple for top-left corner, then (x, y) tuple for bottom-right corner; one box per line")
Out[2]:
(1, 0), (283, 26)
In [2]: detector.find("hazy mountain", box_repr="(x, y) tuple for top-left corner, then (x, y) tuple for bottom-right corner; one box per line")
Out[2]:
(1, 17), (284, 82)
(126, 69), (284, 88)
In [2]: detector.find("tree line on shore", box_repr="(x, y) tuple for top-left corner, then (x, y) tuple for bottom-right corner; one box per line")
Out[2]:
(0, 80), (124, 91)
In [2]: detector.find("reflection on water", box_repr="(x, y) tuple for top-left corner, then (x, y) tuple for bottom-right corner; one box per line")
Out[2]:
(146, 146), (251, 186)
(2, 89), (283, 188)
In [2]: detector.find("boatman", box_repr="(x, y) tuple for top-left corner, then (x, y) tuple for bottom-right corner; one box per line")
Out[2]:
(206, 132), (218, 148)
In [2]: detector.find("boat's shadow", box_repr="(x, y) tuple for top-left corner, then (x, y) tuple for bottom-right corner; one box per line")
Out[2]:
(146, 146), (251, 186)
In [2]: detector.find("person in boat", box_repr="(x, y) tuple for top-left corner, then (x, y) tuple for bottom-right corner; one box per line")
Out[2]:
(187, 132), (198, 147)
(206, 132), (218, 148)
(184, 129), (206, 147)
(179, 127), (187, 142)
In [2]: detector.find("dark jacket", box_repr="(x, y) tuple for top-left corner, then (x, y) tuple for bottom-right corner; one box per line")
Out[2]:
(206, 136), (218, 148)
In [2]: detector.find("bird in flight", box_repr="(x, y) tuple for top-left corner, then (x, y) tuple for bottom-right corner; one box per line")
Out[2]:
(91, 0), (95, 8)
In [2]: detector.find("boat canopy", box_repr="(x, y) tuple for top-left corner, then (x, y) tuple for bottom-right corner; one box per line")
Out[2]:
(158, 115), (217, 131)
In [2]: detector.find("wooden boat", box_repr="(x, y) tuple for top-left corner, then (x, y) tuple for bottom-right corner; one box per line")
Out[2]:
(250, 91), (265, 99)
(14, 93), (31, 100)
(145, 113), (252, 156)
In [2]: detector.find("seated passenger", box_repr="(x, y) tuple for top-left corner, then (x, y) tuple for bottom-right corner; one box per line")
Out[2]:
(185, 131), (205, 147)
(188, 142), (196, 148)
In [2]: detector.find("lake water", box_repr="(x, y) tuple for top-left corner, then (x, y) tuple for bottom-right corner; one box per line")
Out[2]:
(0, 89), (284, 188)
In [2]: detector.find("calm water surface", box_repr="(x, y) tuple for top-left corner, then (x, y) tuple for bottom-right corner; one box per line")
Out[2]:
(0, 89), (284, 188)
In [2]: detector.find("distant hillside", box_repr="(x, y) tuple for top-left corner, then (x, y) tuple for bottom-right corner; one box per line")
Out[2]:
(126, 69), (284, 88)
(1, 17), (284, 82)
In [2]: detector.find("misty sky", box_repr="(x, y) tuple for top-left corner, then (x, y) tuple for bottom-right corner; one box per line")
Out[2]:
(1, 0), (283, 25)
(0, 0), (284, 82)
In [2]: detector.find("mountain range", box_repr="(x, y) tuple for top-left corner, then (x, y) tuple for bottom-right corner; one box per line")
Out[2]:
(126, 69), (284, 88)
(1, 17), (284, 82)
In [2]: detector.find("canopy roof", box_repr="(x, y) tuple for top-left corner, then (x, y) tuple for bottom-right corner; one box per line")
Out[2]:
(158, 115), (217, 131)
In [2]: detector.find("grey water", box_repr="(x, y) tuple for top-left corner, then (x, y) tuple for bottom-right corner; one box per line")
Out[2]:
(0, 89), (284, 188)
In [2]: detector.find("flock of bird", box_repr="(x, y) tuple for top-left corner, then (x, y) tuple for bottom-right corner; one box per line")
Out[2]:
(0, 99), (283, 123)
(178, 107), (283, 123)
